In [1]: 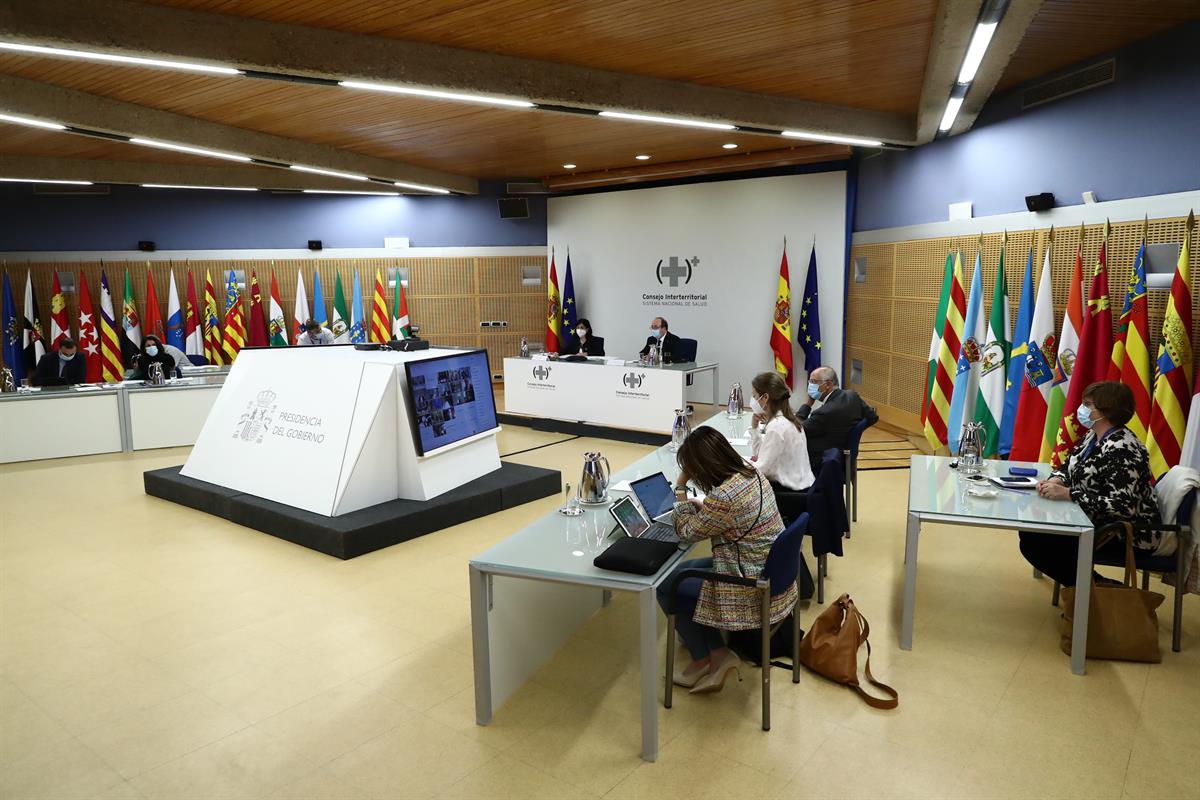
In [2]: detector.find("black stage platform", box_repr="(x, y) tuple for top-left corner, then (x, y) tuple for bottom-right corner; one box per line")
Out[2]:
(497, 412), (670, 447)
(144, 463), (562, 560)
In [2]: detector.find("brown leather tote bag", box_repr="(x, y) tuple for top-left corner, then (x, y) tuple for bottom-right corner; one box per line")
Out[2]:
(798, 593), (898, 709)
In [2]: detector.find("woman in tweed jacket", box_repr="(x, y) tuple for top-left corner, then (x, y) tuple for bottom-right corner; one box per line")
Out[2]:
(655, 427), (794, 694)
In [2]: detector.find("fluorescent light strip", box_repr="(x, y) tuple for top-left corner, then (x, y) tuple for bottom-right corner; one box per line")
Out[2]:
(598, 111), (735, 131)
(289, 165), (368, 182)
(303, 189), (400, 196)
(393, 181), (451, 195)
(939, 96), (965, 132)
(957, 22), (999, 84)
(0, 177), (93, 185)
(781, 130), (883, 147)
(129, 138), (252, 162)
(0, 41), (241, 75)
(143, 184), (257, 191)
(339, 81), (533, 109)
(0, 112), (66, 131)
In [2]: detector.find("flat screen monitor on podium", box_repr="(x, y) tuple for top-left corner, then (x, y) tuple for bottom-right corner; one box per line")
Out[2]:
(405, 350), (499, 456)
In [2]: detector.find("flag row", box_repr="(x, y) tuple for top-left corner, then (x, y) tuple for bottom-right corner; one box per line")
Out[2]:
(921, 213), (1196, 478)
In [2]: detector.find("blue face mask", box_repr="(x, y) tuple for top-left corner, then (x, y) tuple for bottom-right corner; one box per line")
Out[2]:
(146, 346), (159, 357)
(651, 328), (664, 339)
(807, 382), (821, 400)
(1077, 403), (1097, 430)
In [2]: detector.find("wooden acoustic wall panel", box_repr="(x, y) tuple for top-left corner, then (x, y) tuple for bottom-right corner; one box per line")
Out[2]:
(481, 333), (531, 377)
(404, 258), (474, 297)
(477, 256), (545, 295)
(406, 297), (478, 336)
(843, 345), (891, 408)
(845, 295), (892, 352)
(892, 237), (956, 299)
(890, 354), (927, 416)
(892, 299), (935, 360)
(848, 243), (895, 299)
(479, 295), (543, 332)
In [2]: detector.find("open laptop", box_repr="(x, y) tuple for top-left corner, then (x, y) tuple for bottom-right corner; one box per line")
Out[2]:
(609, 496), (679, 543)
(630, 472), (676, 523)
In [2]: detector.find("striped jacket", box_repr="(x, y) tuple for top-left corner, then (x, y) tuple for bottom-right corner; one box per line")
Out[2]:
(674, 471), (796, 630)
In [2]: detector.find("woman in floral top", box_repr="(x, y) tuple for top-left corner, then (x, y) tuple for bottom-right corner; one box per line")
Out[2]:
(1019, 381), (1160, 586)
(655, 427), (793, 694)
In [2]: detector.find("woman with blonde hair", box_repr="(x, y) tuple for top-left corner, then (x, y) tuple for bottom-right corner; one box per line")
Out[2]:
(748, 371), (815, 491)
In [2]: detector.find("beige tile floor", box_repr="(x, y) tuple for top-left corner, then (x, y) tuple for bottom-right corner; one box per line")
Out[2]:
(1, 427), (1197, 800)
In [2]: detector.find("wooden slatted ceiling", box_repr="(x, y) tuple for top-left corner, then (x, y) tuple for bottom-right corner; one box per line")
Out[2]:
(998, 0), (1200, 90)
(0, 121), (217, 165)
(0, 55), (842, 179)
(133, 0), (939, 115)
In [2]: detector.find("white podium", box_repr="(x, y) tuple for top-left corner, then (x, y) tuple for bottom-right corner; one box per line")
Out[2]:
(181, 347), (501, 516)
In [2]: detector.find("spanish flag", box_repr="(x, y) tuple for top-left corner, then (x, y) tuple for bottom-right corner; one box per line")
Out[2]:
(545, 250), (560, 353)
(770, 244), (794, 387)
(1146, 211), (1195, 478)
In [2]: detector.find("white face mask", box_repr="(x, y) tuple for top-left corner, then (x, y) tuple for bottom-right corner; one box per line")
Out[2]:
(576, 328), (587, 338)
(749, 394), (765, 415)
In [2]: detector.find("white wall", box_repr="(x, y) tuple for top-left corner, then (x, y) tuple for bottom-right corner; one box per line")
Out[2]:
(548, 172), (847, 396)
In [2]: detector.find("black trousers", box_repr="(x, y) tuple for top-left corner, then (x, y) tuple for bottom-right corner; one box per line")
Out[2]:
(1018, 530), (1126, 587)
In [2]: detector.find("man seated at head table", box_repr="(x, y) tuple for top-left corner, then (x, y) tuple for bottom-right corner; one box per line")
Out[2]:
(296, 319), (335, 346)
(796, 366), (878, 467)
(639, 317), (682, 362)
(32, 338), (87, 386)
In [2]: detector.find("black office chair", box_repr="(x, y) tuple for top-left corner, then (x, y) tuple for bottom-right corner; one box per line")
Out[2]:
(773, 449), (847, 604)
(664, 511), (808, 731)
(1051, 485), (1194, 653)
(675, 338), (698, 363)
(842, 416), (877, 534)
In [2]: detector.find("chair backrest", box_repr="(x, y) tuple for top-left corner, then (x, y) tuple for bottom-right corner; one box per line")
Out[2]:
(763, 512), (809, 596)
(676, 338), (698, 362)
(845, 416), (876, 460)
(1180, 488), (1197, 528)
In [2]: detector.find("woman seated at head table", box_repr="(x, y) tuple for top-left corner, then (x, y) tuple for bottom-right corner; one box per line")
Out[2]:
(560, 318), (605, 357)
(127, 335), (178, 381)
(655, 427), (795, 694)
(1019, 381), (1162, 587)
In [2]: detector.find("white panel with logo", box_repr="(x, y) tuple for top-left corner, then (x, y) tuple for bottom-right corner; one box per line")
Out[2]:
(181, 347), (500, 515)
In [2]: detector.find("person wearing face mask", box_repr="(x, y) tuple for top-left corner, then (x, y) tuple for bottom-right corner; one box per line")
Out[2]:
(1019, 381), (1161, 587)
(296, 319), (335, 346)
(795, 366), (878, 468)
(32, 338), (87, 386)
(129, 335), (177, 380)
(561, 317), (605, 357)
(639, 317), (681, 362)
(747, 371), (814, 491)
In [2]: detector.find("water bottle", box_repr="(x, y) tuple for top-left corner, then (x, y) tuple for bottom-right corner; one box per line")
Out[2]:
(669, 408), (691, 452)
(958, 422), (984, 475)
(726, 382), (743, 418)
(519, 337), (530, 358)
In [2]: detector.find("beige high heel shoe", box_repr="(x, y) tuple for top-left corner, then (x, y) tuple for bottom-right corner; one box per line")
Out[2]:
(689, 653), (742, 694)
(672, 663), (707, 688)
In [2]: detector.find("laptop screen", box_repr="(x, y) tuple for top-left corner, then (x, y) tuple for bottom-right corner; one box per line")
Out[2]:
(631, 472), (674, 519)
(609, 496), (650, 537)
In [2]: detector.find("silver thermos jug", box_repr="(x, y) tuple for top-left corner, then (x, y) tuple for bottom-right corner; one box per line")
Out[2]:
(1, 366), (14, 393)
(670, 408), (692, 451)
(726, 382), (744, 417)
(148, 361), (166, 386)
(578, 452), (611, 504)
(958, 421), (984, 475)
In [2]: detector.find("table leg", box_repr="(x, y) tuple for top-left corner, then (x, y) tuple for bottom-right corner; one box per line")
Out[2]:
(712, 365), (720, 408)
(900, 512), (920, 650)
(638, 588), (659, 762)
(1069, 528), (1093, 676)
(469, 566), (493, 725)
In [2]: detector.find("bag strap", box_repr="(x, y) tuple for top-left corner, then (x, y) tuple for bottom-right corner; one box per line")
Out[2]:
(1121, 521), (1137, 588)
(847, 603), (899, 709)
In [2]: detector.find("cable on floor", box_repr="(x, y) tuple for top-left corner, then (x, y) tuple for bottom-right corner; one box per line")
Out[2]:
(500, 435), (582, 458)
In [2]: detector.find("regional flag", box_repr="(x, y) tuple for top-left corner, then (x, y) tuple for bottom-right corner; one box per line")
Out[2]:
(369, 269), (389, 344)
(166, 271), (185, 352)
(247, 270), (269, 348)
(922, 253), (955, 427)
(923, 251), (966, 451)
(76, 272), (102, 383)
(1146, 211), (1195, 478)
(221, 270), (245, 362)
(1114, 236), (1152, 442)
(143, 266), (165, 343)
(392, 270), (411, 339)
(1009, 239), (1056, 462)
(1041, 232), (1086, 463)
(49, 271), (69, 350)
(975, 234), (1011, 457)
(23, 270), (46, 371)
(560, 254), (578, 352)
(120, 270), (142, 367)
(203, 270), (224, 367)
(293, 271), (310, 344)
(1052, 222), (1113, 467)
(800, 245), (823, 376)
(98, 270), (124, 383)
(268, 271), (289, 347)
(545, 251), (560, 353)
(769, 245), (794, 387)
(946, 250), (985, 454)
(999, 247), (1034, 456)
(312, 272), (328, 329)
(184, 270), (204, 362)
(331, 272), (350, 343)
(2, 272), (24, 385)
(349, 270), (366, 344)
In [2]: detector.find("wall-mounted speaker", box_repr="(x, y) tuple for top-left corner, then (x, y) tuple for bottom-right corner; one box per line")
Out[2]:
(137, 240), (156, 252)
(307, 240), (323, 251)
(1025, 192), (1055, 212)
(497, 197), (529, 219)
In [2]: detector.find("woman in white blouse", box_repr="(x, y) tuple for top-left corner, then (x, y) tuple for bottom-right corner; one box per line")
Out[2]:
(748, 371), (815, 492)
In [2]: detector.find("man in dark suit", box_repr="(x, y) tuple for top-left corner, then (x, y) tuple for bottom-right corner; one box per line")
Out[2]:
(639, 317), (682, 362)
(797, 367), (878, 464)
(32, 338), (88, 386)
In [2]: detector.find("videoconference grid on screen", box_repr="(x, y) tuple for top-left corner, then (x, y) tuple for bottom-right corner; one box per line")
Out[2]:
(405, 350), (499, 456)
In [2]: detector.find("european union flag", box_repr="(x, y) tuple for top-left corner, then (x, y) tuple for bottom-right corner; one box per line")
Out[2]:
(799, 246), (822, 372)
(2, 272), (24, 386)
(560, 255), (577, 350)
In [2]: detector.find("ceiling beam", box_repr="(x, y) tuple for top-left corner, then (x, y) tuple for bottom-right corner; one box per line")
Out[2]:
(915, 0), (985, 143)
(0, 0), (915, 145)
(950, 0), (1044, 135)
(0, 155), (426, 193)
(0, 74), (477, 193)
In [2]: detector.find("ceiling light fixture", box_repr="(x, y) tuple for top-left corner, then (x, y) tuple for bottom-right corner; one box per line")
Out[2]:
(339, 81), (534, 109)
(289, 165), (368, 182)
(129, 138), (252, 162)
(303, 189), (401, 196)
(722, 143), (738, 149)
(781, 130), (883, 147)
(938, 96), (965, 132)
(142, 183), (257, 191)
(393, 181), (451, 195)
(956, 22), (999, 84)
(634, 154), (651, 160)
(562, 163), (577, 169)
(0, 41), (242, 75)
(599, 111), (735, 131)
(0, 112), (66, 131)
(0, 177), (93, 185)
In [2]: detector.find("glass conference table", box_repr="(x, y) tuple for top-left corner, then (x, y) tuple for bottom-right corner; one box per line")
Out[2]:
(903, 455), (1095, 675)
(469, 411), (755, 761)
